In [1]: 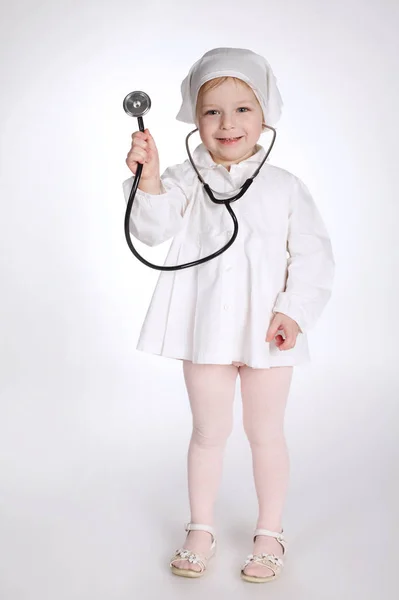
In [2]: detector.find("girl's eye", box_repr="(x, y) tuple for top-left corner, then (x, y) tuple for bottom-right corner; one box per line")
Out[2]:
(204, 107), (250, 115)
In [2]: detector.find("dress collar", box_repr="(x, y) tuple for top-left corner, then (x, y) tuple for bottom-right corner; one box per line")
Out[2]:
(191, 143), (267, 170)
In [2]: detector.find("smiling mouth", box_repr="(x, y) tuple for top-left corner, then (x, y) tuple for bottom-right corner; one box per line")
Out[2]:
(216, 136), (243, 140)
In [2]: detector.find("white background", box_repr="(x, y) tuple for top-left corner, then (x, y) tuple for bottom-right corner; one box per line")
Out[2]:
(0, 0), (398, 598)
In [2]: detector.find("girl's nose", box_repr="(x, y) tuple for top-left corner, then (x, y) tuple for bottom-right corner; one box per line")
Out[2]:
(220, 112), (235, 129)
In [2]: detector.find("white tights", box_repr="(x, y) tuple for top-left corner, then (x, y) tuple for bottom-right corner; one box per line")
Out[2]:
(183, 360), (294, 531)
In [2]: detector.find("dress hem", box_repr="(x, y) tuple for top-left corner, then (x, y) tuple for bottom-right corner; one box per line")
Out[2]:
(135, 344), (311, 369)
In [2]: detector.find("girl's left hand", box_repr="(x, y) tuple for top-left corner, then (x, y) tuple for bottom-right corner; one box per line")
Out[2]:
(265, 312), (302, 351)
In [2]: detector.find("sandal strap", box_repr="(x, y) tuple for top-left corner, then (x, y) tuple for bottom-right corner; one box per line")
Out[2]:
(185, 522), (216, 546)
(242, 552), (284, 576)
(170, 548), (206, 572)
(253, 528), (287, 554)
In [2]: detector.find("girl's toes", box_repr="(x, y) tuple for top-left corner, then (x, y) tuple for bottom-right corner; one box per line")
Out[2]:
(244, 563), (274, 578)
(171, 558), (201, 572)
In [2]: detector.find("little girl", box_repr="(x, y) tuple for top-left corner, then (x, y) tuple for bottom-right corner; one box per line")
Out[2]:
(123, 47), (335, 583)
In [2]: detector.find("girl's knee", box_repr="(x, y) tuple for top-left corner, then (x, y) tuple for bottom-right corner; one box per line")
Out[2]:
(192, 421), (233, 447)
(244, 429), (285, 447)
(242, 417), (285, 446)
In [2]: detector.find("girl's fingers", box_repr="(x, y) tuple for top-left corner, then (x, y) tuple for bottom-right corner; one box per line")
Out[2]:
(270, 325), (285, 343)
(144, 129), (158, 151)
(131, 130), (147, 139)
(131, 130), (157, 157)
(127, 130), (159, 178)
(266, 322), (279, 341)
(279, 332), (296, 350)
(266, 317), (299, 350)
(129, 146), (147, 160)
(133, 137), (148, 150)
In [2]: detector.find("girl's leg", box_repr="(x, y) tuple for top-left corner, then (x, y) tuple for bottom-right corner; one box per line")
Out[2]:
(239, 365), (294, 577)
(171, 360), (238, 572)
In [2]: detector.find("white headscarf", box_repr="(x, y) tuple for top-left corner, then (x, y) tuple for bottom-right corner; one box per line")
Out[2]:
(176, 47), (283, 127)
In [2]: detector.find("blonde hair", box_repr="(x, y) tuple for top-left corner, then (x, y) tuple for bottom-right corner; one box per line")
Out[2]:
(195, 76), (265, 125)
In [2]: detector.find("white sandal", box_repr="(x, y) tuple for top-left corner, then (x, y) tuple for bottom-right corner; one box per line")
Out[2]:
(169, 522), (217, 578)
(240, 528), (287, 583)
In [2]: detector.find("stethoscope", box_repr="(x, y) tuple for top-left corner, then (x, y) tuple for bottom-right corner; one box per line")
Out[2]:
(123, 90), (277, 271)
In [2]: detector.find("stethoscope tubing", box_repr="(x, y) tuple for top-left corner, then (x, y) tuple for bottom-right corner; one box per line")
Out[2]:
(124, 116), (276, 271)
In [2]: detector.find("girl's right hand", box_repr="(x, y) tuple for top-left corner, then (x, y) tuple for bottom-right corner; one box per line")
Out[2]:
(126, 129), (160, 181)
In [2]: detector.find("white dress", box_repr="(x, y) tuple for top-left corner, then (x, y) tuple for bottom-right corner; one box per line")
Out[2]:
(122, 143), (335, 369)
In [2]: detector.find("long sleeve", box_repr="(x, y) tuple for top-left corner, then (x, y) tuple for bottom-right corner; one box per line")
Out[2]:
(122, 164), (191, 247)
(272, 176), (335, 333)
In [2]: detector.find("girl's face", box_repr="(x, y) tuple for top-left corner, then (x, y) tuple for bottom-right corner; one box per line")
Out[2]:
(196, 78), (264, 170)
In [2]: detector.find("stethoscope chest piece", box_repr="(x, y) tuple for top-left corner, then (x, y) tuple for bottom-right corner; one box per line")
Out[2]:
(123, 91), (151, 118)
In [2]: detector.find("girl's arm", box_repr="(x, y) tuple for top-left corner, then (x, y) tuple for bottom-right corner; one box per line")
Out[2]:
(272, 177), (336, 333)
(122, 163), (191, 247)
